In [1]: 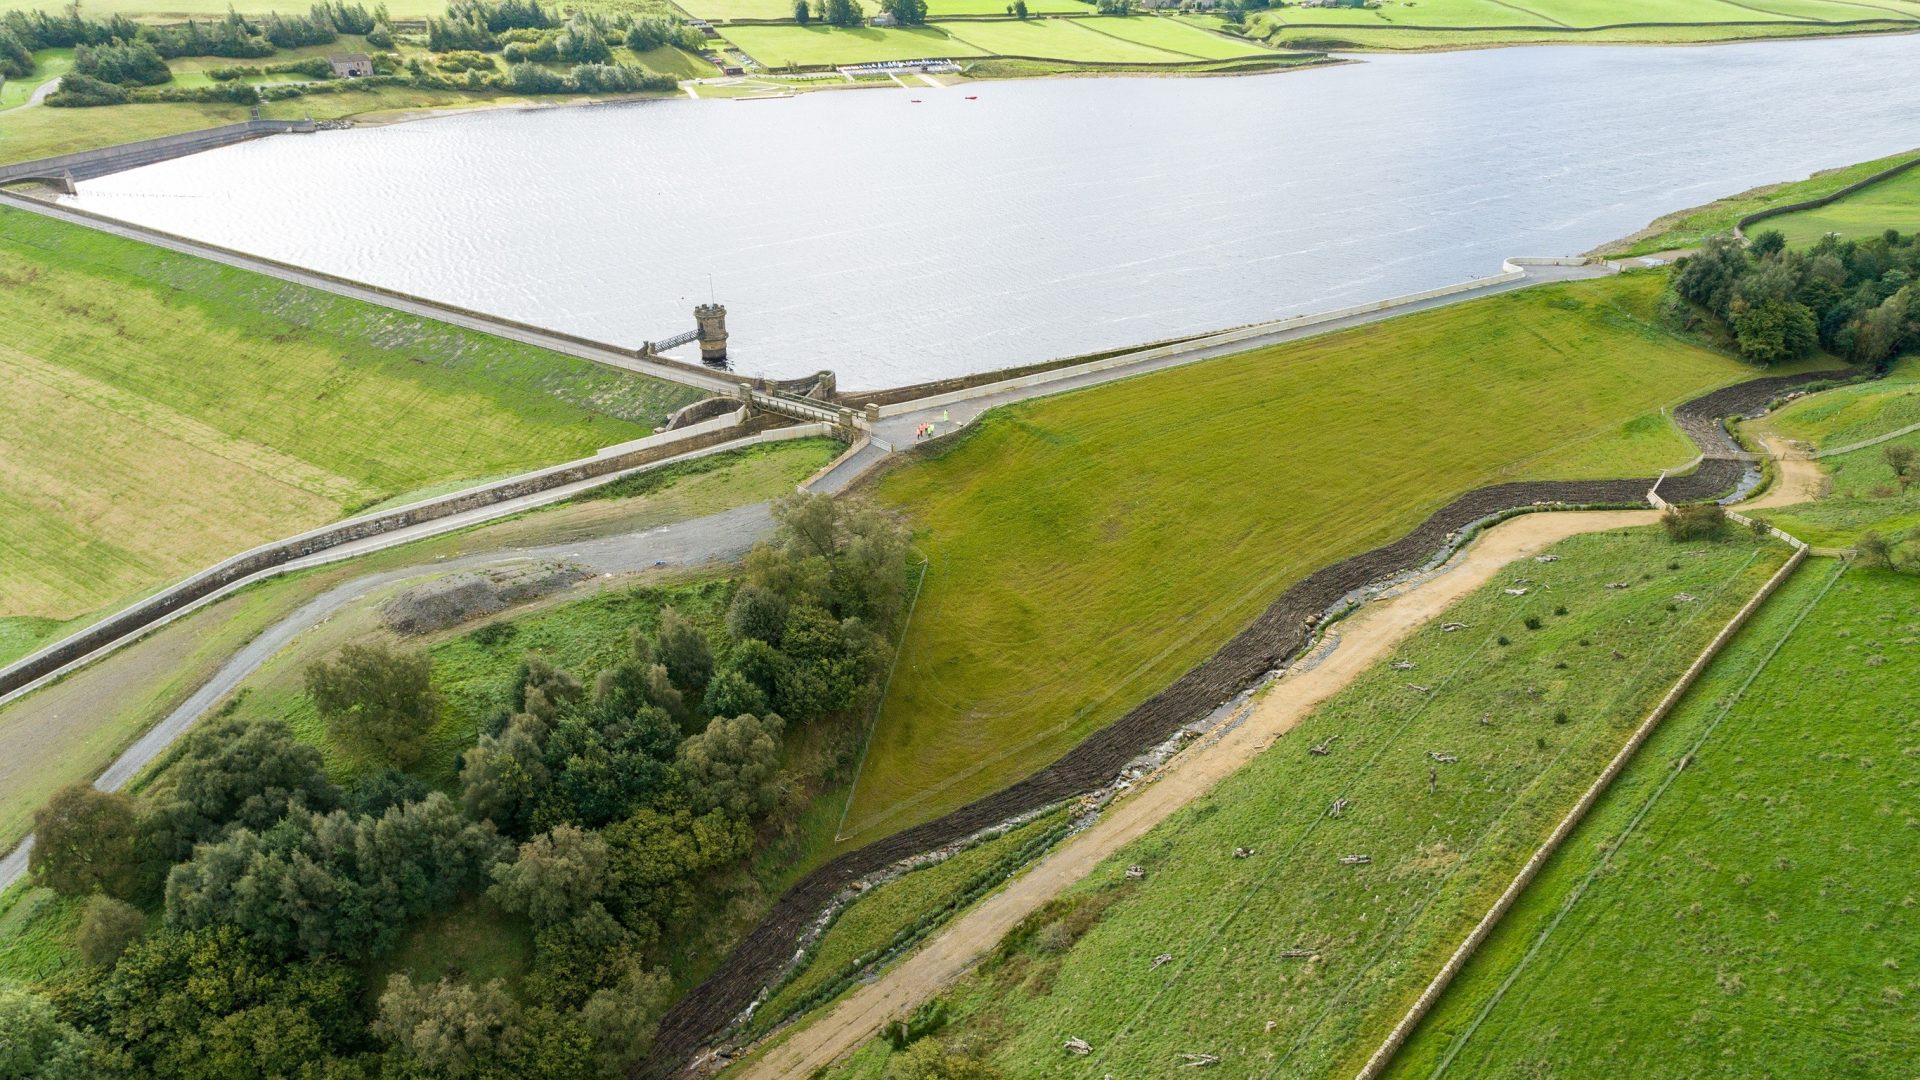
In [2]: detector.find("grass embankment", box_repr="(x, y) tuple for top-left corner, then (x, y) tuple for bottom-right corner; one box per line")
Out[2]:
(842, 270), (1835, 846)
(0, 205), (703, 659)
(1388, 559), (1918, 1078)
(1603, 148), (1920, 257)
(742, 809), (1071, 1044)
(821, 526), (1791, 1078)
(0, 440), (841, 857)
(1241, 0), (1920, 51)
(1765, 163), (1920, 245)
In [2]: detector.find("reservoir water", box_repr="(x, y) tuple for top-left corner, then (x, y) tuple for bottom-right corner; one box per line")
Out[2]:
(64, 33), (1920, 389)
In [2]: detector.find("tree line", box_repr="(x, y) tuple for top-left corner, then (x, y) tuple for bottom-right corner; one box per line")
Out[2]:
(11, 492), (911, 1079)
(1667, 226), (1919, 368)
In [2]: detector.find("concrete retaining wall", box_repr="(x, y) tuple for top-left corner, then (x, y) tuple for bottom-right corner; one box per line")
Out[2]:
(1734, 152), (1920, 238)
(874, 258), (1580, 419)
(1352, 543), (1809, 1080)
(0, 119), (315, 182)
(0, 409), (770, 704)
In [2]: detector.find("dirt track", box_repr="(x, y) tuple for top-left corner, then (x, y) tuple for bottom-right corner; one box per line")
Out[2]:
(740, 508), (1658, 1079)
(646, 371), (1841, 1076)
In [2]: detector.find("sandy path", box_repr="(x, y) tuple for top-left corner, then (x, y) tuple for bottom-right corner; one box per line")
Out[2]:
(741, 508), (1657, 1079)
(1740, 434), (1827, 511)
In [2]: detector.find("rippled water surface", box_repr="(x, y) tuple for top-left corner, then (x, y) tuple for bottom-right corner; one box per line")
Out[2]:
(68, 33), (1920, 387)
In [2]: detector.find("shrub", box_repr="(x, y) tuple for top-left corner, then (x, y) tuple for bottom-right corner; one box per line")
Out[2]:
(304, 642), (439, 765)
(76, 895), (146, 967)
(29, 784), (140, 899)
(1522, 615), (1543, 631)
(45, 72), (130, 106)
(1661, 502), (1729, 542)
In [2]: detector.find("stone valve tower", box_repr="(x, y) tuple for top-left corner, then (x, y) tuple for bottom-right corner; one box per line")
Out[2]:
(695, 303), (729, 364)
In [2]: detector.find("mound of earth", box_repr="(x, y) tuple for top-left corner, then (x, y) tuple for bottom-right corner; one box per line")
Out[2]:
(380, 563), (588, 635)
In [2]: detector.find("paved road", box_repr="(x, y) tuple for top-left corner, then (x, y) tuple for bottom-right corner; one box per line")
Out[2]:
(0, 504), (773, 892)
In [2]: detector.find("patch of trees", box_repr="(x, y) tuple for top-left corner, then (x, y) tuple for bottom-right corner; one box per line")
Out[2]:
(0, 24), (34, 79)
(72, 39), (170, 85)
(500, 15), (614, 64)
(15, 494), (909, 1078)
(881, 0), (929, 24)
(823, 0), (867, 28)
(1667, 228), (1920, 369)
(624, 15), (701, 52)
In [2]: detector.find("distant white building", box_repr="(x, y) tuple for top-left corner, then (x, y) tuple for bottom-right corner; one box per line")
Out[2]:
(870, 11), (899, 25)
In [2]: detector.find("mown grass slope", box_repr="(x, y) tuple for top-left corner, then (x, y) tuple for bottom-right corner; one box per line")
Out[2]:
(844, 270), (1828, 843)
(1390, 560), (1919, 1079)
(825, 526), (1788, 1078)
(0, 206), (701, 647)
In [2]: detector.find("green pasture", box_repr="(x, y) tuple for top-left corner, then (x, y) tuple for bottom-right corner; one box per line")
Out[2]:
(720, 23), (986, 64)
(1763, 163), (1920, 246)
(927, 0), (1089, 13)
(943, 16), (1193, 61)
(1053, 13), (1277, 58)
(1756, 359), (1920, 547)
(0, 205), (701, 633)
(826, 527), (1788, 1078)
(1390, 560), (1919, 1078)
(1764, 429), (1920, 548)
(843, 270), (1837, 846)
(1604, 148), (1920, 257)
(1254, 0), (1913, 29)
(1766, 356), (1920, 451)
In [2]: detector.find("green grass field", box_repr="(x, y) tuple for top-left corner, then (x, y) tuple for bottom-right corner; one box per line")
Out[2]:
(1763, 164), (1920, 246)
(822, 526), (1790, 1078)
(1767, 356), (1920, 451)
(1069, 13), (1277, 58)
(942, 16), (1196, 61)
(719, 24), (987, 65)
(842, 270), (1836, 846)
(1388, 559), (1919, 1078)
(678, 0), (1085, 17)
(1756, 358), (1920, 547)
(1283, 18), (1896, 47)
(0, 205), (701, 639)
(1604, 149), (1920, 256)
(716, 14), (1279, 66)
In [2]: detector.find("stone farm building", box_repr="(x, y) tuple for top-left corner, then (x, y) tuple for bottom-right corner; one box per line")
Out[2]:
(328, 54), (373, 77)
